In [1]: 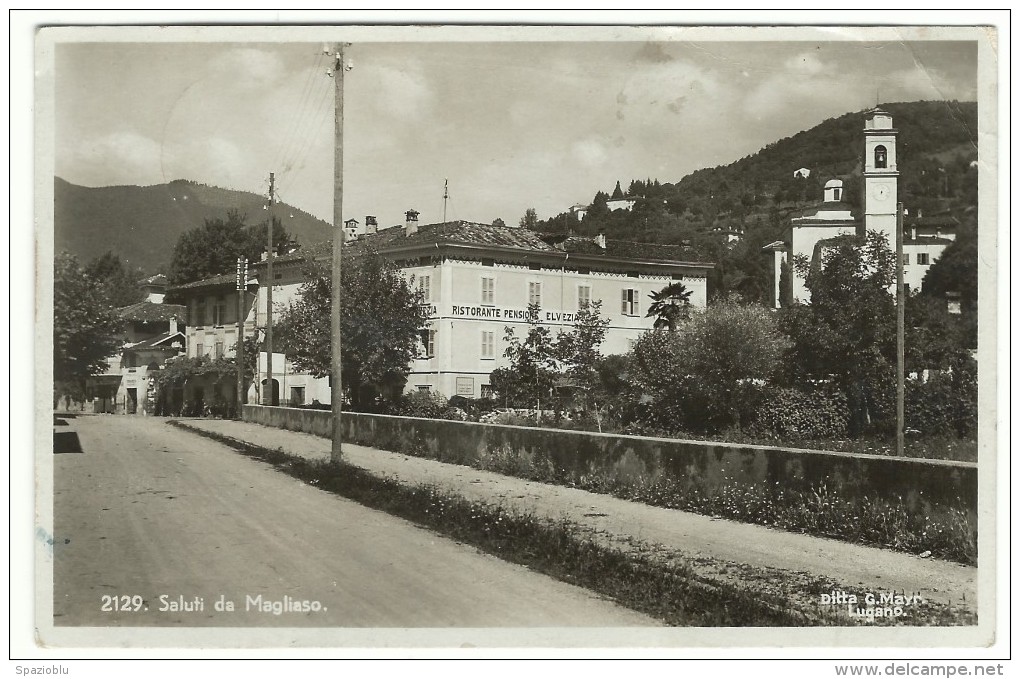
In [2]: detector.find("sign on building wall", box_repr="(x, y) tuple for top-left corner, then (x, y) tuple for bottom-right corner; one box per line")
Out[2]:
(455, 377), (475, 396)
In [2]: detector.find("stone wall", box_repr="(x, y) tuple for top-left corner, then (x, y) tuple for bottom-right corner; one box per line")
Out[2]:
(241, 405), (976, 517)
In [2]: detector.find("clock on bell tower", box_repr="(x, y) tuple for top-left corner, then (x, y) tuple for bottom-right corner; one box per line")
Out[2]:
(863, 108), (899, 245)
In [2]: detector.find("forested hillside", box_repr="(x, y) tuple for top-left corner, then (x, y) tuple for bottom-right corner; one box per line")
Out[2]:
(54, 178), (332, 274)
(537, 101), (979, 303)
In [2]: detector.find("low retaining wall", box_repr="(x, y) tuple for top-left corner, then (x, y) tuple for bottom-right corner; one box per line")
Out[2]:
(241, 405), (976, 516)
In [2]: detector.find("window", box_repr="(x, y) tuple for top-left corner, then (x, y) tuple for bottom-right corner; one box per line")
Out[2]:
(875, 145), (888, 169)
(482, 258), (494, 267)
(196, 343), (204, 358)
(290, 386), (305, 405)
(917, 253), (930, 265)
(578, 285), (591, 309)
(416, 385), (431, 392)
(481, 276), (495, 305)
(902, 253), (910, 265)
(528, 281), (542, 307)
(425, 329), (436, 358)
(213, 297), (228, 326)
(481, 330), (495, 359)
(481, 384), (494, 399)
(215, 341), (224, 359)
(621, 288), (639, 316)
(418, 274), (431, 302)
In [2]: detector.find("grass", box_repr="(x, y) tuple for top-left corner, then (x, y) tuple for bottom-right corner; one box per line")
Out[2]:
(170, 420), (977, 627)
(467, 443), (977, 566)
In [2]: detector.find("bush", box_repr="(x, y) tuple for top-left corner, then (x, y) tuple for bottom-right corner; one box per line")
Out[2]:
(905, 366), (978, 438)
(751, 386), (850, 440)
(398, 390), (449, 419)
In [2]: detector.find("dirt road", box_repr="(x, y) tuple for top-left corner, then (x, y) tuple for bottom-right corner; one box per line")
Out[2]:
(50, 415), (656, 627)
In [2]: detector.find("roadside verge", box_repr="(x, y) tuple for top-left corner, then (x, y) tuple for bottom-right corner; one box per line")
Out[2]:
(170, 419), (977, 627)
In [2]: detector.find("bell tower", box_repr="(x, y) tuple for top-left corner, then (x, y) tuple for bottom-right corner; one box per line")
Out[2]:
(863, 108), (899, 245)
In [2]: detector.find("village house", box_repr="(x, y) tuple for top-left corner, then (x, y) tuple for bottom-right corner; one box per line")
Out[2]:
(84, 275), (186, 414)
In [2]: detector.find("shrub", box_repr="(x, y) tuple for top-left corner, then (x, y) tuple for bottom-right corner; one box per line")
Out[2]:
(398, 390), (449, 419)
(630, 299), (790, 433)
(751, 386), (850, 440)
(905, 366), (978, 438)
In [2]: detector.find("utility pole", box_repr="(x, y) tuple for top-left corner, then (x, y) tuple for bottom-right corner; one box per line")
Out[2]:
(236, 256), (248, 416)
(896, 202), (905, 457)
(264, 172), (275, 406)
(330, 43), (347, 462)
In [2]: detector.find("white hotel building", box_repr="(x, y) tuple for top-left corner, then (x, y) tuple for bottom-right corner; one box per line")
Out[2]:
(252, 215), (714, 402)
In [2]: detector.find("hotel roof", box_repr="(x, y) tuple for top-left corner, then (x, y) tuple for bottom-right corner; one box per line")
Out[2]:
(264, 221), (712, 269)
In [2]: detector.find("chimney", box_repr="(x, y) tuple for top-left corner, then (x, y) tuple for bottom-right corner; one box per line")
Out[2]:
(595, 233), (606, 249)
(365, 215), (378, 235)
(405, 209), (420, 236)
(170, 317), (178, 334)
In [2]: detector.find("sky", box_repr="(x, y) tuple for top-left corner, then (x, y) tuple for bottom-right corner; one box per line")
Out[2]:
(53, 32), (978, 230)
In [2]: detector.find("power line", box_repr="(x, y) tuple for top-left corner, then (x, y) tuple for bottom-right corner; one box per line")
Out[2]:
(271, 50), (327, 174)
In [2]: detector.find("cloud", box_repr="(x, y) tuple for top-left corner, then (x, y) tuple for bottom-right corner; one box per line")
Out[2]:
(358, 61), (437, 124)
(70, 131), (165, 185)
(209, 48), (286, 89)
(783, 51), (825, 76)
(571, 138), (608, 167)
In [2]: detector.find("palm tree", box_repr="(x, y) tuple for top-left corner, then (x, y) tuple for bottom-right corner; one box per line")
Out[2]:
(646, 282), (693, 331)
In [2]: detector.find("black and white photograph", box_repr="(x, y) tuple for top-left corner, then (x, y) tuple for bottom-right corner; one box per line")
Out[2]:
(17, 15), (1007, 667)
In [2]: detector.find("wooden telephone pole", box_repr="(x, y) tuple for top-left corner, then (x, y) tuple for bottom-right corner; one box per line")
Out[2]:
(896, 202), (905, 457)
(236, 256), (248, 414)
(263, 172), (275, 406)
(330, 44), (346, 462)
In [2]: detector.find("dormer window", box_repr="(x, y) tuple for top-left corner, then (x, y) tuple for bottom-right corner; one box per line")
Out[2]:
(875, 145), (888, 169)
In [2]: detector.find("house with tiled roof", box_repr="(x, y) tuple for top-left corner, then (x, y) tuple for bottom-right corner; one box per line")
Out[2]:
(163, 272), (260, 411)
(249, 212), (714, 401)
(85, 297), (187, 414)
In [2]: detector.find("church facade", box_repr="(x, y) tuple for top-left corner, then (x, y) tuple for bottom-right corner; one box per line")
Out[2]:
(766, 108), (953, 307)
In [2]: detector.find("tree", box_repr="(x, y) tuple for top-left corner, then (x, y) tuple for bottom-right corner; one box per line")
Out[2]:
(275, 251), (429, 409)
(782, 231), (897, 433)
(645, 282), (692, 330)
(553, 301), (610, 427)
(83, 251), (146, 308)
(488, 304), (558, 408)
(519, 208), (539, 230)
(631, 298), (790, 432)
(491, 217), (506, 228)
(168, 211), (292, 284)
(490, 302), (611, 417)
(53, 252), (123, 403)
(611, 180), (624, 200)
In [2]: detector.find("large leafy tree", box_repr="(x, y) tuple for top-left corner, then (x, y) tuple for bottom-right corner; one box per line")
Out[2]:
(53, 252), (123, 401)
(781, 231), (897, 432)
(168, 211), (291, 284)
(645, 282), (692, 330)
(83, 251), (146, 308)
(275, 252), (428, 409)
